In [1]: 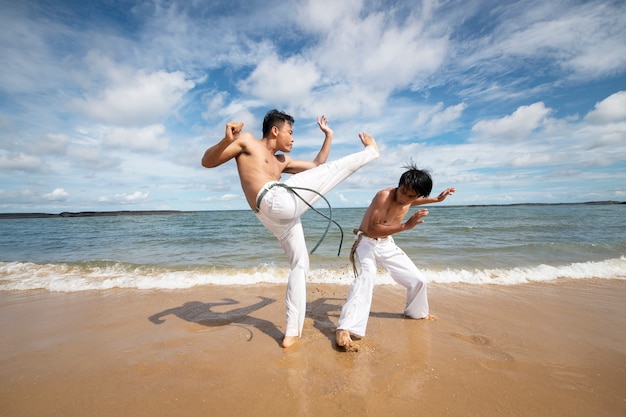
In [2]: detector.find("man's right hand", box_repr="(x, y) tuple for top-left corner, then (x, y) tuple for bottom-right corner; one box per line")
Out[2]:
(225, 122), (244, 142)
(405, 208), (429, 230)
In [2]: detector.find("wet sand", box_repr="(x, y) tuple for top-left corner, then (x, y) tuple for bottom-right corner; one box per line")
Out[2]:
(1, 279), (625, 417)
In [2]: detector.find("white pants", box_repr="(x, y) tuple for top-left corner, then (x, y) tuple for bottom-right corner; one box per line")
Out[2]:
(338, 234), (429, 337)
(255, 146), (378, 337)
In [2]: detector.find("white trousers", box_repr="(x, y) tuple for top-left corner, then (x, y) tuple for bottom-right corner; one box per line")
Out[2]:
(255, 146), (378, 337)
(337, 234), (429, 337)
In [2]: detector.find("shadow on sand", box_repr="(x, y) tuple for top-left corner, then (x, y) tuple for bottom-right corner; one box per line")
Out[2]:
(148, 296), (284, 346)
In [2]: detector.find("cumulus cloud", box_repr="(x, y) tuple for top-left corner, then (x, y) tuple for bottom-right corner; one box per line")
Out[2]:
(238, 55), (320, 104)
(471, 102), (552, 140)
(67, 146), (121, 171)
(28, 133), (70, 156)
(72, 53), (195, 126)
(307, 3), (447, 91)
(0, 153), (42, 172)
(43, 188), (68, 201)
(448, 1), (626, 99)
(98, 191), (149, 203)
(200, 194), (241, 203)
(415, 102), (467, 137)
(296, 0), (362, 33)
(585, 91), (626, 124)
(103, 124), (169, 153)
(235, 0), (448, 118)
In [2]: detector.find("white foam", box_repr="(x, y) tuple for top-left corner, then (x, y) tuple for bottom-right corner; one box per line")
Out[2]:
(1, 257), (624, 292)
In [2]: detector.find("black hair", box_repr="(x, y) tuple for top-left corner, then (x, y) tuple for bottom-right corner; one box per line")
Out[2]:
(398, 162), (432, 197)
(262, 109), (295, 137)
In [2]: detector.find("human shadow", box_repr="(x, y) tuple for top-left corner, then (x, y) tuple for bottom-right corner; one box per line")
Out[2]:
(369, 311), (405, 319)
(307, 298), (410, 350)
(307, 297), (346, 351)
(148, 296), (284, 346)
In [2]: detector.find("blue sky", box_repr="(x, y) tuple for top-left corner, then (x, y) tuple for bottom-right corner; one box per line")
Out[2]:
(1, 0), (625, 212)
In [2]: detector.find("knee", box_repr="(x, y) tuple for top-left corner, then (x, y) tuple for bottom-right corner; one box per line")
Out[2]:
(407, 277), (426, 291)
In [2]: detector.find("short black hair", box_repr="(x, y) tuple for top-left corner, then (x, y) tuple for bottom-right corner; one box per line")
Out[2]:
(262, 109), (295, 137)
(398, 162), (432, 197)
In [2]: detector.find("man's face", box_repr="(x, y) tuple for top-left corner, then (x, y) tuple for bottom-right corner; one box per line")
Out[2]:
(275, 122), (294, 152)
(396, 185), (421, 205)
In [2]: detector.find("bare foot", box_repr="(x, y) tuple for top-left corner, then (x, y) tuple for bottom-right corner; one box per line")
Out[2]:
(405, 313), (437, 320)
(336, 329), (359, 352)
(282, 336), (299, 348)
(358, 132), (379, 156)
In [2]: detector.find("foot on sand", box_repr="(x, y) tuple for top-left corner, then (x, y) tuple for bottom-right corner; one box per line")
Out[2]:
(405, 313), (437, 321)
(336, 329), (359, 352)
(282, 336), (299, 348)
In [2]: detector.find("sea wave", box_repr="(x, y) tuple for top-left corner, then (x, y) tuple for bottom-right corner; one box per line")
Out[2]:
(1, 257), (625, 292)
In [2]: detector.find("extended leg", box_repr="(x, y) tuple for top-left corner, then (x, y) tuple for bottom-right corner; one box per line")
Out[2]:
(284, 146), (378, 218)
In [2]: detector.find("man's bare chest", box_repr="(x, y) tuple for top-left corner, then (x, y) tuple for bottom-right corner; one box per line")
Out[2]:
(383, 205), (410, 224)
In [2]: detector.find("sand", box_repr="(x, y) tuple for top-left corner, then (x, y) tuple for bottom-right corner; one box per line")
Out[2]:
(1, 279), (625, 417)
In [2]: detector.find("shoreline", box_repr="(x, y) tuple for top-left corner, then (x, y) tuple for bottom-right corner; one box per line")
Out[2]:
(1, 279), (625, 416)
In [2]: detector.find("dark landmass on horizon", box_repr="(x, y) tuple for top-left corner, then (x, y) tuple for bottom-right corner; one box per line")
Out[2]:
(0, 201), (623, 219)
(0, 210), (195, 219)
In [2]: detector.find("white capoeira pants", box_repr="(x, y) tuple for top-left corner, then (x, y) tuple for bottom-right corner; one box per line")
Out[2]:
(255, 146), (378, 337)
(338, 233), (429, 337)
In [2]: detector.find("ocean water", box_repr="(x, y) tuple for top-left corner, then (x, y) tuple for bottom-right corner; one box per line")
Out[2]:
(1, 204), (625, 291)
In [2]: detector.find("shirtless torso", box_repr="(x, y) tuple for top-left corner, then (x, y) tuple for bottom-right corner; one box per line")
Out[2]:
(358, 187), (430, 239)
(233, 133), (292, 209)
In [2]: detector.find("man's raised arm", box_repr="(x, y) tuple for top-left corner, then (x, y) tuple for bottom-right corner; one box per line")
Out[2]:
(201, 122), (245, 168)
(283, 115), (334, 174)
(411, 187), (456, 206)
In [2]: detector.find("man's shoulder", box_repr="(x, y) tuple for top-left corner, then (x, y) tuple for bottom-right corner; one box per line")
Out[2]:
(238, 131), (258, 142)
(376, 187), (395, 197)
(234, 132), (262, 154)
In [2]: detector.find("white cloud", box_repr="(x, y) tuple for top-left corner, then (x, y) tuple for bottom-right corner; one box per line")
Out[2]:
(585, 91), (626, 124)
(296, 0), (362, 33)
(98, 191), (149, 204)
(510, 153), (560, 168)
(592, 130), (626, 147)
(238, 55), (320, 104)
(415, 102), (467, 137)
(27, 133), (70, 156)
(471, 102), (552, 140)
(308, 3), (447, 91)
(67, 146), (121, 170)
(0, 153), (42, 172)
(202, 91), (229, 120)
(72, 54), (195, 126)
(43, 188), (68, 201)
(103, 124), (169, 153)
(449, 0), (626, 98)
(200, 194), (241, 203)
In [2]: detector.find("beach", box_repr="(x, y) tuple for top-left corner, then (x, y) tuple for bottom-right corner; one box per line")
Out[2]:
(1, 279), (625, 417)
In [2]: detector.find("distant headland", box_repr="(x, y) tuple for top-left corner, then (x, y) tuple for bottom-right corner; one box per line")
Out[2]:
(0, 210), (195, 219)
